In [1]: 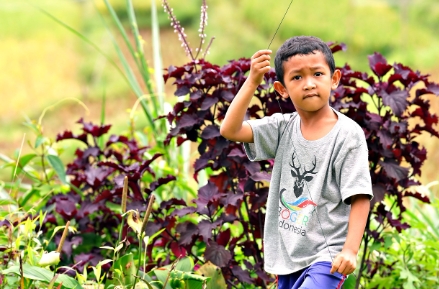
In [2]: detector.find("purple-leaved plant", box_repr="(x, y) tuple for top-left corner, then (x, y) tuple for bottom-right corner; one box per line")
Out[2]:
(157, 39), (439, 287)
(42, 119), (175, 274)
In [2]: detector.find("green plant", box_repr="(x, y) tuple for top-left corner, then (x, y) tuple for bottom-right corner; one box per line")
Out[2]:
(351, 181), (439, 289)
(0, 204), (80, 289)
(157, 1), (439, 287)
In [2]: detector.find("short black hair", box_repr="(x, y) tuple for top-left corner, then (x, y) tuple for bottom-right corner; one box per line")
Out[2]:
(274, 36), (335, 85)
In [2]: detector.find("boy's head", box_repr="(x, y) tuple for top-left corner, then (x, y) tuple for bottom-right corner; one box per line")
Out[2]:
(275, 36), (335, 86)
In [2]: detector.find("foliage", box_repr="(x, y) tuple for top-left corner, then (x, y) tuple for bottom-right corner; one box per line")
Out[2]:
(0, 208), (80, 289)
(158, 2), (439, 287)
(364, 182), (439, 289)
(39, 118), (175, 273)
(2, 0), (439, 288)
(333, 48), (439, 286)
(0, 191), (210, 289)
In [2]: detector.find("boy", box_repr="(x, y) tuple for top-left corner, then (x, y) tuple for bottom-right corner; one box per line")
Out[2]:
(220, 36), (373, 288)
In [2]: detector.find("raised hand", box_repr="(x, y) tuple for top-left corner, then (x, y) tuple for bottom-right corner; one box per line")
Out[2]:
(248, 50), (272, 86)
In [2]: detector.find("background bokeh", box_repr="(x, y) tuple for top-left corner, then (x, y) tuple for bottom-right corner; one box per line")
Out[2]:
(1, 0), (438, 185)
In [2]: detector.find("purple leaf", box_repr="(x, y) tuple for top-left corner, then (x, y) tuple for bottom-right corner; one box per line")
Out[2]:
(190, 90), (202, 100)
(223, 192), (244, 207)
(216, 229), (231, 247)
(200, 96), (218, 111)
(250, 172), (271, 182)
(175, 85), (190, 96)
(78, 118), (111, 137)
(144, 175), (176, 194)
(427, 81), (439, 95)
(376, 130), (393, 148)
(204, 240), (232, 267)
(176, 222), (199, 246)
(228, 148), (246, 157)
(371, 183), (386, 206)
(172, 206), (196, 217)
(231, 264), (253, 284)
(198, 220), (217, 242)
(53, 194), (78, 218)
(404, 191), (430, 203)
(193, 157), (209, 172)
(194, 182), (220, 207)
(58, 236), (82, 258)
(77, 201), (103, 218)
(178, 114), (199, 129)
(379, 159), (409, 181)
(377, 84), (409, 117)
(368, 53), (392, 77)
(201, 125), (220, 140)
(74, 252), (104, 273)
(85, 167), (113, 187)
(221, 90), (234, 102)
(243, 162), (261, 174)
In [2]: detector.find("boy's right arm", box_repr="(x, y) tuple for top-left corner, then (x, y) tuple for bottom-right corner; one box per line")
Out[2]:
(219, 50), (272, 143)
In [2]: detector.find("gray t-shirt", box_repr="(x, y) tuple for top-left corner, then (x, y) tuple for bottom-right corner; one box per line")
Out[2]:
(243, 109), (373, 275)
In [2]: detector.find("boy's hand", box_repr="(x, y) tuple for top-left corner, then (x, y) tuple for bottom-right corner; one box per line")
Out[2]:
(330, 248), (357, 275)
(249, 50), (272, 86)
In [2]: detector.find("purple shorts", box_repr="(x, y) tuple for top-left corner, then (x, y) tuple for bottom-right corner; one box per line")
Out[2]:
(277, 262), (346, 289)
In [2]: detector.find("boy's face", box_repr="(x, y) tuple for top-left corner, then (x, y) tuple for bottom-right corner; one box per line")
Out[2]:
(273, 51), (341, 114)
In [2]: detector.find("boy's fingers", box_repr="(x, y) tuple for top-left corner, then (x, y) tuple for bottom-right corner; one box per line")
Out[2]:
(252, 50), (272, 59)
(330, 256), (341, 274)
(336, 261), (348, 275)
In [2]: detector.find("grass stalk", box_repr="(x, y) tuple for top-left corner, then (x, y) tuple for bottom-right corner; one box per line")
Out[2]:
(57, 221), (70, 253)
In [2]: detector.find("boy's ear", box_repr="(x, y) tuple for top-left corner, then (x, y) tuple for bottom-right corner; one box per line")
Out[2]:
(331, 69), (342, 90)
(274, 81), (289, 99)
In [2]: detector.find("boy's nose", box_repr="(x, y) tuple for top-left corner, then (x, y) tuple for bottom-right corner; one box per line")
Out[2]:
(303, 79), (316, 90)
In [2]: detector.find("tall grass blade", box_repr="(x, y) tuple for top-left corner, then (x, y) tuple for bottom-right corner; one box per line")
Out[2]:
(151, 0), (168, 134)
(99, 88), (106, 149)
(34, 5), (130, 89)
(96, 1), (156, 134)
(125, 0), (157, 106)
(102, 0), (140, 69)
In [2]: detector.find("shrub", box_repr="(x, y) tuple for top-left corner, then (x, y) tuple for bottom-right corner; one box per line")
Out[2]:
(159, 4), (439, 285)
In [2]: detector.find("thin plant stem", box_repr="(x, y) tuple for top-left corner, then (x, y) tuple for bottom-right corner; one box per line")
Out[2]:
(133, 238), (142, 289)
(141, 195), (155, 234)
(57, 221), (70, 253)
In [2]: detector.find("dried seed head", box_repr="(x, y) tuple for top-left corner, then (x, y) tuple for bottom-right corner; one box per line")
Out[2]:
(121, 176), (128, 213)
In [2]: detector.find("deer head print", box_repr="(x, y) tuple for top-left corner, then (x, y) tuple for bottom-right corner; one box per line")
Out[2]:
(290, 153), (318, 198)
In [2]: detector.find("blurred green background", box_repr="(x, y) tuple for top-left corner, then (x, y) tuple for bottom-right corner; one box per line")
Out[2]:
(1, 0), (438, 184)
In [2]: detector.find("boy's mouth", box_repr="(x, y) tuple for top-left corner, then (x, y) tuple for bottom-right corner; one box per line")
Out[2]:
(303, 93), (318, 99)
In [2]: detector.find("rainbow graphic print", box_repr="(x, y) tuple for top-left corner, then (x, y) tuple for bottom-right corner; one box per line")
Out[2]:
(280, 189), (317, 211)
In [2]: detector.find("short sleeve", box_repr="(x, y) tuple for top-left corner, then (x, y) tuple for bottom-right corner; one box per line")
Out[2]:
(243, 113), (287, 161)
(334, 144), (373, 204)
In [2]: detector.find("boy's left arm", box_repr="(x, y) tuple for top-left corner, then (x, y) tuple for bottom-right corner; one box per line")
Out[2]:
(330, 194), (370, 275)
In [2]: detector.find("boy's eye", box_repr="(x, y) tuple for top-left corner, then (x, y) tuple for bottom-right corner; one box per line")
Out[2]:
(315, 72), (323, 76)
(292, 75), (301, 80)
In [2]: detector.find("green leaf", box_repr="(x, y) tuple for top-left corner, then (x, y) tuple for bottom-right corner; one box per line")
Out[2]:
(148, 228), (166, 245)
(175, 257), (194, 272)
(114, 253), (136, 287)
(55, 273), (82, 288)
(400, 267), (419, 289)
(197, 261), (225, 289)
(152, 268), (171, 289)
(47, 155), (67, 184)
(35, 135), (46, 148)
(19, 187), (42, 208)
(0, 199), (17, 206)
(341, 274), (356, 289)
(14, 153), (37, 178)
(0, 264), (82, 289)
